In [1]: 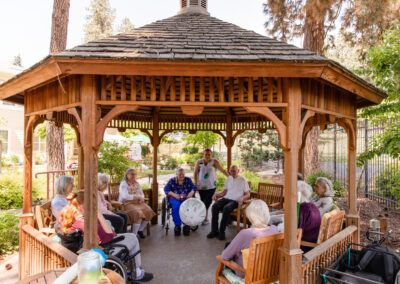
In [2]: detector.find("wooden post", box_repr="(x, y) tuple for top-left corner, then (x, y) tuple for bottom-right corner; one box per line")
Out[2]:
(226, 109), (233, 170)
(152, 109), (159, 224)
(78, 145), (84, 189)
(298, 147), (304, 177)
(279, 78), (303, 284)
(81, 75), (99, 249)
(345, 120), (360, 243)
(18, 213), (34, 280)
(23, 115), (35, 214)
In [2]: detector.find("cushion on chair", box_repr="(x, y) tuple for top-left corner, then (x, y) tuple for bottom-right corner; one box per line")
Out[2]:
(222, 268), (244, 284)
(317, 209), (340, 244)
(241, 248), (249, 270)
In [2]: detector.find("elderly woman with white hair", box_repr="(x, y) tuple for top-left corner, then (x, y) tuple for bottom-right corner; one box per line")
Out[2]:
(51, 176), (75, 221)
(221, 200), (279, 273)
(164, 168), (196, 236)
(119, 168), (156, 238)
(311, 177), (335, 216)
(98, 173), (128, 233)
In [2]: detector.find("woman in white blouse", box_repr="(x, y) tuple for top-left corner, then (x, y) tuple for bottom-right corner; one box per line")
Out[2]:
(119, 168), (155, 238)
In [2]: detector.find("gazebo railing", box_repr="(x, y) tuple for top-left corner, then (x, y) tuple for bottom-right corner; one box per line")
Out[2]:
(302, 225), (357, 284)
(19, 223), (77, 280)
(35, 169), (78, 199)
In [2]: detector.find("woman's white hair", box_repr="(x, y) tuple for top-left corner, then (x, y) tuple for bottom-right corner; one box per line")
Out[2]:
(123, 168), (136, 182)
(98, 173), (109, 187)
(55, 176), (74, 196)
(246, 199), (270, 227)
(175, 167), (185, 179)
(316, 177), (334, 197)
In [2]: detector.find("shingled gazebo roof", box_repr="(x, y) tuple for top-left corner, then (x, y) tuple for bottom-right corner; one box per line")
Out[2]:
(57, 13), (325, 62)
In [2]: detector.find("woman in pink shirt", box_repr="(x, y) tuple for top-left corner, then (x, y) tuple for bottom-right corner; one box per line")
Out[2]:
(59, 191), (153, 282)
(98, 173), (128, 233)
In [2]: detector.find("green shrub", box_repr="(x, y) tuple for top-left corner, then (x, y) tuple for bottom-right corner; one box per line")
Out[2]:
(306, 170), (345, 200)
(216, 170), (272, 192)
(375, 166), (400, 204)
(0, 173), (38, 209)
(0, 212), (19, 255)
(160, 155), (178, 170)
(98, 141), (131, 182)
(183, 153), (202, 169)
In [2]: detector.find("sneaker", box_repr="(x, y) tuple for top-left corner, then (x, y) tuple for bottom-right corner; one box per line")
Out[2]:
(183, 225), (190, 236)
(201, 218), (210, 225)
(174, 225), (181, 236)
(133, 272), (154, 282)
(137, 231), (146, 239)
(207, 231), (219, 239)
(190, 225), (198, 232)
(218, 231), (226, 240)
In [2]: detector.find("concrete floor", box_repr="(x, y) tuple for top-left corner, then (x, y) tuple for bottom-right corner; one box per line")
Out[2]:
(139, 213), (238, 284)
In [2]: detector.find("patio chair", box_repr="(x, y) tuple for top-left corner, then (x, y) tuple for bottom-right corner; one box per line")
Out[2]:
(251, 182), (284, 211)
(215, 181), (251, 234)
(216, 229), (302, 284)
(107, 182), (151, 235)
(301, 209), (345, 248)
(34, 201), (56, 236)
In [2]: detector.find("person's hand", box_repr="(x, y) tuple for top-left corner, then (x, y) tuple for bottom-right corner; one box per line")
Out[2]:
(237, 197), (244, 207)
(188, 191), (194, 198)
(138, 196), (144, 204)
(212, 193), (218, 201)
(196, 184), (200, 191)
(107, 203), (112, 211)
(173, 193), (181, 200)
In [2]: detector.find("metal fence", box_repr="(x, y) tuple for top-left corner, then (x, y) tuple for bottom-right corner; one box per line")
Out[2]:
(319, 119), (399, 209)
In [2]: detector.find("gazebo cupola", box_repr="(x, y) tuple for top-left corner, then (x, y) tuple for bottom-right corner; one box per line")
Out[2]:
(179, 0), (209, 15)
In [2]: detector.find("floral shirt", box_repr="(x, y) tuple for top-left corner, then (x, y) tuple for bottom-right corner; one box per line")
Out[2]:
(118, 180), (144, 203)
(164, 177), (196, 201)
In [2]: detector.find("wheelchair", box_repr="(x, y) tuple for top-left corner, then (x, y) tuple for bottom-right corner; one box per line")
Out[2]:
(161, 196), (198, 234)
(55, 225), (140, 282)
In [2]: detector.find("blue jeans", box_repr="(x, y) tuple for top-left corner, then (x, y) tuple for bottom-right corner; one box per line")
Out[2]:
(169, 198), (184, 226)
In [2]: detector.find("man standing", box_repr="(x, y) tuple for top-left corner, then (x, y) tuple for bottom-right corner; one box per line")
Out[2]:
(207, 165), (250, 240)
(194, 148), (229, 225)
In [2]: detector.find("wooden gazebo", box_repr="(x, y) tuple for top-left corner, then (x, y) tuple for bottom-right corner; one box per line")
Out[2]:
(0, 1), (386, 283)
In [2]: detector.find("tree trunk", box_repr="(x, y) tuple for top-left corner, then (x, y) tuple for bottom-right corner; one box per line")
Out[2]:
(302, 0), (331, 176)
(46, 0), (70, 197)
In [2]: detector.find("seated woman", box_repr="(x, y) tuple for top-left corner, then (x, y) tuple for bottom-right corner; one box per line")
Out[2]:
(298, 202), (321, 252)
(118, 168), (155, 238)
(297, 173), (312, 203)
(221, 200), (278, 276)
(58, 191), (153, 282)
(164, 168), (196, 236)
(51, 175), (74, 221)
(311, 177), (334, 217)
(98, 173), (128, 234)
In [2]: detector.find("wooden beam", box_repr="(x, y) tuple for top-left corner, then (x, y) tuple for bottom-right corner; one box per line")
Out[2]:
(130, 76), (136, 101)
(209, 77), (215, 102)
(181, 106), (204, 116)
(152, 110), (159, 224)
(170, 77), (176, 101)
(218, 77), (224, 102)
(189, 77), (195, 102)
(199, 77), (205, 102)
(279, 77), (303, 284)
(150, 77), (156, 101)
(245, 106), (287, 150)
(238, 78), (244, 102)
(180, 76), (185, 102)
(80, 75), (99, 249)
(95, 105), (139, 146)
(247, 78), (253, 103)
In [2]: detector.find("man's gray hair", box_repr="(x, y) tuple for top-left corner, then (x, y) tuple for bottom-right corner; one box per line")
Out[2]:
(316, 177), (334, 197)
(55, 176), (74, 196)
(175, 167), (185, 179)
(229, 164), (238, 170)
(98, 173), (109, 187)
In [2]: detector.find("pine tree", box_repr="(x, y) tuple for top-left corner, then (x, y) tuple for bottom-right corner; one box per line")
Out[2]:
(12, 54), (22, 67)
(84, 0), (116, 43)
(47, 0), (70, 197)
(118, 17), (135, 33)
(263, 0), (400, 176)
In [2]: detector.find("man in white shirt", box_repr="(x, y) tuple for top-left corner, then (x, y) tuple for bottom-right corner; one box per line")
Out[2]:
(207, 165), (250, 240)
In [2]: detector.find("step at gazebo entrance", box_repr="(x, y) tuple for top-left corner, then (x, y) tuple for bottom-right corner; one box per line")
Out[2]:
(0, 1), (386, 283)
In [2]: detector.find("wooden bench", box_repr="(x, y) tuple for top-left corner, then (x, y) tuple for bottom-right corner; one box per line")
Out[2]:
(216, 229), (302, 284)
(251, 182), (283, 210)
(107, 182), (151, 235)
(34, 201), (56, 237)
(301, 209), (345, 248)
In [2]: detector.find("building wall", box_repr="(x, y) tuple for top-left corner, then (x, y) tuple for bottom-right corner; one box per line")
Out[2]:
(0, 102), (24, 160)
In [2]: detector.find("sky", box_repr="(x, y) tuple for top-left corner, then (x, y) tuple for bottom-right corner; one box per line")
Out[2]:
(0, 0), (301, 69)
